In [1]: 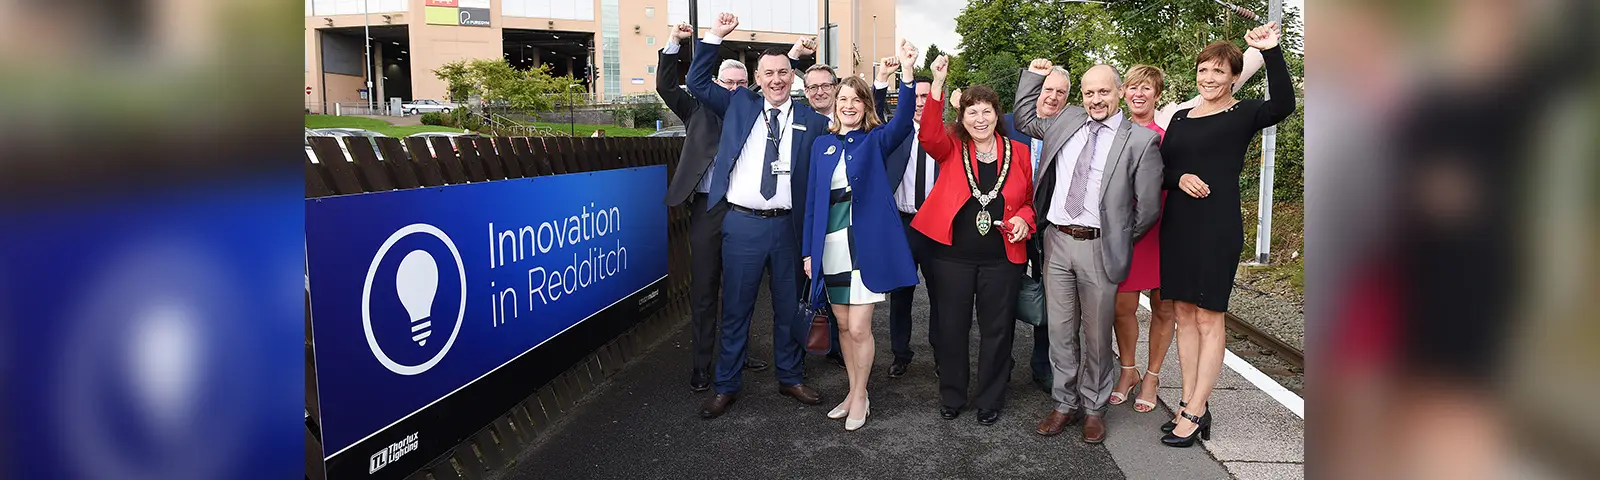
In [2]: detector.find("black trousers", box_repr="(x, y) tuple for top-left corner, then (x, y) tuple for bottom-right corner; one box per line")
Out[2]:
(888, 213), (939, 363)
(688, 194), (730, 373)
(927, 254), (1023, 411)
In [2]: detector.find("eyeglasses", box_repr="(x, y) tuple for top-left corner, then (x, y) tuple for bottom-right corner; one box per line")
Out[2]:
(717, 79), (749, 87)
(803, 83), (837, 93)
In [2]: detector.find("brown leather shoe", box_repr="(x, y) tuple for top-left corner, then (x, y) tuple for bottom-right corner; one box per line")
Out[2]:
(1035, 409), (1082, 436)
(778, 383), (823, 405)
(699, 394), (736, 419)
(1082, 414), (1107, 443)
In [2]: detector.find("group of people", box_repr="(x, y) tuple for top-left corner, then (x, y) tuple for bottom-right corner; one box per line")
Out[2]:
(658, 12), (1294, 446)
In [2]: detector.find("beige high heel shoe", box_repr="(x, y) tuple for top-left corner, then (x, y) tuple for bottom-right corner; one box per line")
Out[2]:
(1109, 365), (1141, 405)
(827, 400), (850, 419)
(844, 398), (870, 431)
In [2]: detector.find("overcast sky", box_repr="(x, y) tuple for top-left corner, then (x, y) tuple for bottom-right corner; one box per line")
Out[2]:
(896, 0), (1305, 55)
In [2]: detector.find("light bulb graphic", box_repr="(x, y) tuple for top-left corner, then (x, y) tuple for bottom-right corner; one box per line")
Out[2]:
(396, 249), (440, 346)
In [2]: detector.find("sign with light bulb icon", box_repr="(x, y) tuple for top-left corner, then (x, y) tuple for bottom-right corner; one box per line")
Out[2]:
(307, 166), (667, 479)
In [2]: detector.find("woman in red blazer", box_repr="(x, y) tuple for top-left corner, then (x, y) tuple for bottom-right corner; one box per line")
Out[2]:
(909, 55), (1035, 425)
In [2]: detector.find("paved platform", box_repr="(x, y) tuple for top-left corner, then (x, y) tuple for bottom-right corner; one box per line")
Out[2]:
(498, 276), (1300, 479)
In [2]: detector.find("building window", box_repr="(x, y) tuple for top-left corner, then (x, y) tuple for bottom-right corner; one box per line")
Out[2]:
(647, 65), (656, 74)
(646, 36), (655, 46)
(645, 6), (654, 18)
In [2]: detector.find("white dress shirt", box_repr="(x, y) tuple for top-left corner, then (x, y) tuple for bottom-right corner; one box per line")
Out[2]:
(893, 124), (933, 214)
(1047, 111), (1124, 228)
(726, 98), (796, 210)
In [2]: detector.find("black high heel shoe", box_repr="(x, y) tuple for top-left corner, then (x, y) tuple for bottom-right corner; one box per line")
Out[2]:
(1160, 401), (1187, 433)
(1161, 409), (1212, 447)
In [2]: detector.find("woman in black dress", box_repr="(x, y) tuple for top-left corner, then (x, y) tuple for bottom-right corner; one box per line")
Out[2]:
(1158, 22), (1295, 447)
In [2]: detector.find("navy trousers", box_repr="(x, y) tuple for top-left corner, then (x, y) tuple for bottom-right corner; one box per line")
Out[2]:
(715, 210), (806, 394)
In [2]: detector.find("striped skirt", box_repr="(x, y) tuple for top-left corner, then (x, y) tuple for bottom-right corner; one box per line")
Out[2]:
(822, 159), (886, 305)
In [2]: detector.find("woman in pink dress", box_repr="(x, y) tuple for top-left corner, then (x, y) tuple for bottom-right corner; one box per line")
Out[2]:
(1107, 54), (1262, 413)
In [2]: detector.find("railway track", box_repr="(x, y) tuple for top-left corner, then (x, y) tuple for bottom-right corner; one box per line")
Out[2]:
(1223, 312), (1305, 395)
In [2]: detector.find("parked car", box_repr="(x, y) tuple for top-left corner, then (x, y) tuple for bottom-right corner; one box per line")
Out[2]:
(407, 132), (481, 156)
(646, 127), (686, 137)
(401, 99), (453, 115)
(308, 128), (387, 163)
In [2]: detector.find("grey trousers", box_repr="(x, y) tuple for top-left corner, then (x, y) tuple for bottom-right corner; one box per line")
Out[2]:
(1043, 227), (1118, 415)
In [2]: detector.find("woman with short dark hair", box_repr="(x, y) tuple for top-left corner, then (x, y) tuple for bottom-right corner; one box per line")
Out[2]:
(909, 55), (1036, 426)
(1158, 23), (1296, 447)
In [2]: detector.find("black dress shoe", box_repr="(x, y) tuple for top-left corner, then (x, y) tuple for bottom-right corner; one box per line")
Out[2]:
(700, 394), (736, 419)
(887, 360), (909, 378)
(977, 409), (1001, 425)
(1162, 410), (1212, 447)
(940, 406), (961, 420)
(689, 369), (711, 392)
(744, 358), (769, 372)
(825, 353), (846, 368)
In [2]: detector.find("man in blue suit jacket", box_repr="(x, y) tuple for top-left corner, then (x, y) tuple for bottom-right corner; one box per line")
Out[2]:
(690, 13), (832, 419)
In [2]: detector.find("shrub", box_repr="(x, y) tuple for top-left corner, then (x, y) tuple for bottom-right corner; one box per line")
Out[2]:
(420, 112), (447, 126)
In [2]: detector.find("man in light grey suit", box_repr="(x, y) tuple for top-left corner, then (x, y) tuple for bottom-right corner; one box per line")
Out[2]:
(1013, 59), (1163, 444)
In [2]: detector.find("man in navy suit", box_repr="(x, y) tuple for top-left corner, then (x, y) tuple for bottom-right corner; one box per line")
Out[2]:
(1003, 66), (1072, 393)
(690, 12), (833, 419)
(871, 64), (940, 379)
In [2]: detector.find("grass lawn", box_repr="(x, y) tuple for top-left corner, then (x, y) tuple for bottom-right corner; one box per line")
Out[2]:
(305, 115), (466, 137)
(305, 115), (658, 138)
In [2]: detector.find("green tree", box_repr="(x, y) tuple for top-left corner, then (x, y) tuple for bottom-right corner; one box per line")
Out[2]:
(432, 59), (583, 113)
(953, 0), (1119, 111)
(922, 44), (944, 71)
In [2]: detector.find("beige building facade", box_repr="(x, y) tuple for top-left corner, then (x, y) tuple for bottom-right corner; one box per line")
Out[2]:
(305, 0), (897, 111)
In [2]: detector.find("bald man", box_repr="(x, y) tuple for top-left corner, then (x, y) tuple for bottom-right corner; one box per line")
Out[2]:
(1013, 61), (1163, 444)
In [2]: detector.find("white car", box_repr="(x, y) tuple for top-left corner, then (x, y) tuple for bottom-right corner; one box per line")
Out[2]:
(401, 99), (453, 115)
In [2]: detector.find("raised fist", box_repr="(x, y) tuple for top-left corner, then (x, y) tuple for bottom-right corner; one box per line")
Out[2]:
(711, 13), (739, 38)
(877, 57), (900, 83)
(668, 23), (692, 42)
(1028, 58), (1053, 76)
(792, 36), (817, 58)
(1245, 21), (1281, 51)
(930, 55), (949, 80)
(899, 39), (919, 66)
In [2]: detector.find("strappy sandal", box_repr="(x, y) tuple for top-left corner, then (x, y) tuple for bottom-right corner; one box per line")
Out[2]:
(1133, 369), (1160, 413)
(1109, 365), (1140, 405)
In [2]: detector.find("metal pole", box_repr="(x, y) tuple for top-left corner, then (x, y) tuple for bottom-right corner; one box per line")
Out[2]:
(688, 0), (698, 55)
(364, 0), (373, 113)
(1252, 0), (1282, 264)
(822, 0), (831, 66)
(872, 15), (877, 79)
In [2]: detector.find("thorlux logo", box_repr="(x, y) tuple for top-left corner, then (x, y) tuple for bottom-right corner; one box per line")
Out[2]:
(363, 224), (467, 376)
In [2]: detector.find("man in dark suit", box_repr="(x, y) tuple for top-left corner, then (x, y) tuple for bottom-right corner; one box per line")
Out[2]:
(659, 23), (803, 392)
(690, 13), (833, 419)
(1003, 67), (1072, 394)
(870, 63), (940, 379)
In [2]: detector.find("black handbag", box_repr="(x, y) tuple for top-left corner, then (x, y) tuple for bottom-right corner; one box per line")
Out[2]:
(1016, 272), (1045, 327)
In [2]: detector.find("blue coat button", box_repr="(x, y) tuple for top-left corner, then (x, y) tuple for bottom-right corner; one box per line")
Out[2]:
(847, 138), (854, 143)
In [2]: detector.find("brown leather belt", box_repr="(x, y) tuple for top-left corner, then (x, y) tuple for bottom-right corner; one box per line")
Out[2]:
(1055, 224), (1101, 240)
(731, 204), (791, 218)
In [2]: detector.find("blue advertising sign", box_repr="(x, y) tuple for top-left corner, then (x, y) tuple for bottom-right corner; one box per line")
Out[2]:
(306, 166), (667, 476)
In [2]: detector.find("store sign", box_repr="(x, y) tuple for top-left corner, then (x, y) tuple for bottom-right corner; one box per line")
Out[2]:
(425, 0), (489, 27)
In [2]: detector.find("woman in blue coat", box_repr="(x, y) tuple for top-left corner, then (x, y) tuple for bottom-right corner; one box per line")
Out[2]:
(801, 40), (920, 431)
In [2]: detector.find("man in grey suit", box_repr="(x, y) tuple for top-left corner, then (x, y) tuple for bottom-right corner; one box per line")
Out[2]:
(1013, 59), (1163, 444)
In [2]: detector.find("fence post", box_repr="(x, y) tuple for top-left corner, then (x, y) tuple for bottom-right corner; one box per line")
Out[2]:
(334, 103), (340, 116)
